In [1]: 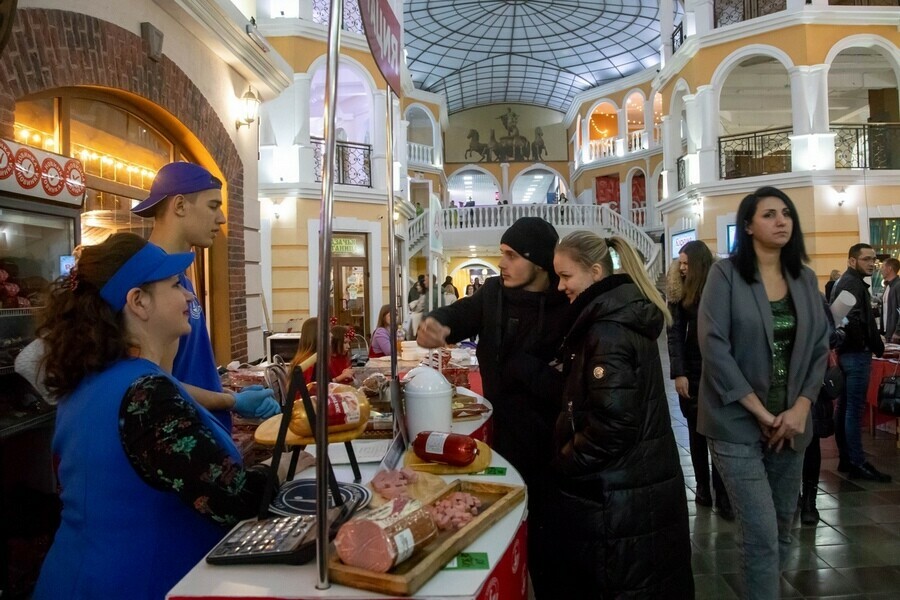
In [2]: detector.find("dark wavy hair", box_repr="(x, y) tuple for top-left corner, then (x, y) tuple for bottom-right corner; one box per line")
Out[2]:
(730, 186), (808, 284)
(679, 240), (714, 308)
(36, 233), (149, 396)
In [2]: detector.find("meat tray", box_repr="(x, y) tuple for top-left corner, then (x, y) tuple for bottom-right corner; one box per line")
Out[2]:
(328, 479), (526, 596)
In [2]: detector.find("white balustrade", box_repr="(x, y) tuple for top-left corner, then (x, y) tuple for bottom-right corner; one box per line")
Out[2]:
(407, 142), (434, 166)
(588, 136), (617, 162)
(628, 130), (644, 152)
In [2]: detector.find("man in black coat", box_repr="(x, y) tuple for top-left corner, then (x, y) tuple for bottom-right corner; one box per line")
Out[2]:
(417, 217), (570, 597)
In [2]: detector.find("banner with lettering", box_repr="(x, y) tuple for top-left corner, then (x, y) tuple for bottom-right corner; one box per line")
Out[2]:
(358, 0), (403, 92)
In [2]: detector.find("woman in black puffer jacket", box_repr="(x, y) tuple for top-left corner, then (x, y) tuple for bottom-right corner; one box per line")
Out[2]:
(546, 231), (694, 599)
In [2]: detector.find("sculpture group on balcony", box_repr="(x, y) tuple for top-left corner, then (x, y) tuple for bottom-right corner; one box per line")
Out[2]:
(463, 107), (549, 163)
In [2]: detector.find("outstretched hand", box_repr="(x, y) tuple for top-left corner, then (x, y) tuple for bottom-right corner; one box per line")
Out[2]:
(416, 317), (450, 348)
(233, 385), (281, 419)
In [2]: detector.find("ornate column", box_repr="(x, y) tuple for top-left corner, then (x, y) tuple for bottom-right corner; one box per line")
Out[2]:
(695, 85), (719, 183)
(372, 89), (388, 190)
(398, 119), (410, 196)
(659, 0), (674, 66)
(295, 73), (315, 181)
(789, 64), (834, 171)
(500, 163), (510, 203)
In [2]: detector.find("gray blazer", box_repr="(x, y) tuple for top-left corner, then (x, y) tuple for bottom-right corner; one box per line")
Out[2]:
(697, 259), (829, 449)
(882, 277), (900, 338)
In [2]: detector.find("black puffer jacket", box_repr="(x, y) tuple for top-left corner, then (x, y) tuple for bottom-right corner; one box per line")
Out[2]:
(550, 275), (694, 599)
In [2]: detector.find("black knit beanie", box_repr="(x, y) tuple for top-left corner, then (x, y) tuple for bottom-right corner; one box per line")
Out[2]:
(500, 217), (559, 273)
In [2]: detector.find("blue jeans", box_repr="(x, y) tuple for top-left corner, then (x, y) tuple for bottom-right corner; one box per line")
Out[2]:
(709, 438), (804, 600)
(836, 352), (871, 466)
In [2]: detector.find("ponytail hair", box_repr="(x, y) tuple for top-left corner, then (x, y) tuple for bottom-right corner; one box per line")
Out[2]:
(556, 231), (672, 326)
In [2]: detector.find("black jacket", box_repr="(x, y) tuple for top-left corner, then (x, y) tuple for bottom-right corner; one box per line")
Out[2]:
(666, 267), (703, 394)
(425, 275), (571, 487)
(882, 276), (900, 338)
(551, 275), (693, 598)
(831, 268), (884, 357)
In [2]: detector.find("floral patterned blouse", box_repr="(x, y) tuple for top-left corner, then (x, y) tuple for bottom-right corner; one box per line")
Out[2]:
(118, 375), (269, 527)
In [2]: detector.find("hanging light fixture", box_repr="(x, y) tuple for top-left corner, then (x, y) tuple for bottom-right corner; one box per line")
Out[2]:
(236, 86), (261, 130)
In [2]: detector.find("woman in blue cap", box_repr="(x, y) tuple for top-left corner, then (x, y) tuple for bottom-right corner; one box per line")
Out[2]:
(33, 233), (273, 600)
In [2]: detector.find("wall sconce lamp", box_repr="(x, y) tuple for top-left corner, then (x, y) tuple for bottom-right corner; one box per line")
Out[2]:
(236, 86), (260, 130)
(271, 198), (283, 220)
(835, 186), (847, 206)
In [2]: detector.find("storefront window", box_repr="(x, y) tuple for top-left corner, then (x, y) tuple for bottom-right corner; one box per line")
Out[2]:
(69, 98), (170, 191)
(13, 97), (58, 152)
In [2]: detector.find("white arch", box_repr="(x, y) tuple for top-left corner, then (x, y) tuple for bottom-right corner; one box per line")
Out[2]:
(306, 54), (379, 93)
(586, 97), (622, 117)
(509, 163), (571, 202)
(668, 78), (691, 117)
(710, 44), (795, 92)
(451, 259), (500, 277)
(825, 34), (900, 88)
(404, 102), (441, 151)
(447, 165), (502, 200)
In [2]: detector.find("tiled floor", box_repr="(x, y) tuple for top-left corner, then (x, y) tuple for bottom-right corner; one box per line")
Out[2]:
(662, 342), (900, 599)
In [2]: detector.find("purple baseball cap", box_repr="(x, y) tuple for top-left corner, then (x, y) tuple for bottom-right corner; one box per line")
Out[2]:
(131, 162), (222, 217)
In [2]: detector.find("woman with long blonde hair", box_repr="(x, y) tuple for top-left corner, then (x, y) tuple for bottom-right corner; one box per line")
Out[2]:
(546, 231), (693, 598)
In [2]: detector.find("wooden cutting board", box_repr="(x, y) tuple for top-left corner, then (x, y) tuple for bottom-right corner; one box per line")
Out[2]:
(401, 440), (492, 474)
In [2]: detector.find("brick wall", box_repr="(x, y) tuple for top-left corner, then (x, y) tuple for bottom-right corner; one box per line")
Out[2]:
(0, 7), (249, 361)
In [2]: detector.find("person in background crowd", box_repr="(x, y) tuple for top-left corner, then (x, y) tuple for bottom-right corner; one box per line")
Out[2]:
(881, 257), (900, 342)
(666, 240), (734, 520)
(549, 231), (694, 598)
(416, 217), (570, 597)
(472, 277), (482, 292)
(131, 162), (279, 427)
(291, 317), (319, 383)
(442, 275), (459, 299)
(801, 295), (845, 525)
(698, 186), (828, 599)
(408, 274), (425, 304)
(329, 325), (355, 383)
(369, 304), (395, 358)
(831, 243), (891, 481)
(33, 234), (276, 600)
(825, 269), (841, 302)
(415, 201), (424, 215)
(464, 284), (475, 297)
(408, 281), (427, 337)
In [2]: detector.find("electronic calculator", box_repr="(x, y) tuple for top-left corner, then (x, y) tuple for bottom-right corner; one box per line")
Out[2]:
(206, 514), (317, 565)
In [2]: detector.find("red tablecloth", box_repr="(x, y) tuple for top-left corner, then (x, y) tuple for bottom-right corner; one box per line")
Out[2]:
(865, 358), (899, 433)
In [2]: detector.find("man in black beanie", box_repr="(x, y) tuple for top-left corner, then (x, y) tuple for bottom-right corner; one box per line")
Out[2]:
(418, 216), (570, 598)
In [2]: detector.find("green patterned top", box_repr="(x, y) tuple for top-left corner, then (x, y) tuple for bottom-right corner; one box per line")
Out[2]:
(766, 294), (796, 415)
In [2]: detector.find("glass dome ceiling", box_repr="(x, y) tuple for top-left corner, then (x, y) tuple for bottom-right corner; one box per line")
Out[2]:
(404, 0), (672, 114)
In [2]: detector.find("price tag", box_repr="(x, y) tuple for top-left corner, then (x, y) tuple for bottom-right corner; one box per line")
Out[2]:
(443, 552), (490, 570)
(473, 466), (507, 476)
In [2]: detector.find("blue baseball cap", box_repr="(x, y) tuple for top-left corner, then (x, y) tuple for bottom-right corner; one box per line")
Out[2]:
(131, 162), (222, 217)
(99, 242), (195, 312)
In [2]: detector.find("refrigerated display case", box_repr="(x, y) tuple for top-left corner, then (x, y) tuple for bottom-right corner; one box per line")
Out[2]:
(0, 138), (83, 597)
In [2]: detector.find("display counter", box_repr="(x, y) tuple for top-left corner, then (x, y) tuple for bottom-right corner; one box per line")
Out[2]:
(169, 392), (526, 600)
(168, 455), (527, 599)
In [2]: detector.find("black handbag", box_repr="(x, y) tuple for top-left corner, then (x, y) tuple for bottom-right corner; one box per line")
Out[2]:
(878, 362), (900, 417)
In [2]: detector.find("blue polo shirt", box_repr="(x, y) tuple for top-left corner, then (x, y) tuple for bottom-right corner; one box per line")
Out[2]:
(173, 274), (232, 430)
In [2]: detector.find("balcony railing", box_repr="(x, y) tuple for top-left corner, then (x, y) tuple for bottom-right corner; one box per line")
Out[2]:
(715, 0), (785, 27)
(628, 130), (644, 152)
(436, 204), (663, 280)
(676, 155), (687, 191)
(588, 136), (617, 161)
(312, 0), (364, 34)
(408, 142), (435, 166)
(719, 127), (792, 180)
(311, 137), (372, 187)
(829, 0), (899, 5)
(833, 123), (900, 170)
(672, 22), (684, 53)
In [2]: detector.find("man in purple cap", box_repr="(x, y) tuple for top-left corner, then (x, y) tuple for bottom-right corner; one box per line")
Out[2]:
(133, 162), (279, 429)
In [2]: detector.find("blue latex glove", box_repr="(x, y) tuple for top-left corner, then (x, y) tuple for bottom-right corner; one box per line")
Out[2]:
(233, 385), (281, 419)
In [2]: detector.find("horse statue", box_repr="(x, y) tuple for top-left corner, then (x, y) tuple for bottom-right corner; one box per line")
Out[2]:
(497, 111), (530, 161)
(487, 129), (506, 162)
(531, 127), (547, 160)
(465, 129), (489, 162)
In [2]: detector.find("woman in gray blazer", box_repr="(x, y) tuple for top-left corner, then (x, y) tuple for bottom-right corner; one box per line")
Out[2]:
(698, 186), (828, 600)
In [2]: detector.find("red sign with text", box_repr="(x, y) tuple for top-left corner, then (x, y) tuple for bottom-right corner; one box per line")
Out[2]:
(0, 138), (85, 206)
(358, 0), (403, 93)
